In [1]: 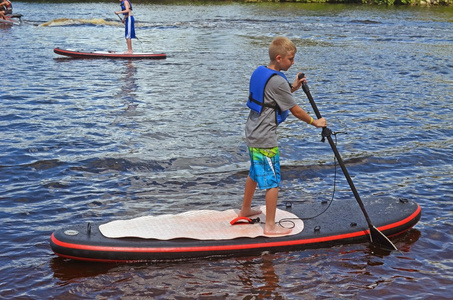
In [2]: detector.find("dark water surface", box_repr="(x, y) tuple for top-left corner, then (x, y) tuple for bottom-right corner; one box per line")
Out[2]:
(1, 2), (452, 299)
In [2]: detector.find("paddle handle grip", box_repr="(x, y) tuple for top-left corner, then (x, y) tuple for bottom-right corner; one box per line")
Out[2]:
(298, 73), (323, 120)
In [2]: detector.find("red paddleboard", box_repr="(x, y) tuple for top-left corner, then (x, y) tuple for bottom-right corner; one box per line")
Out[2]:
(54, 48), (166, 59)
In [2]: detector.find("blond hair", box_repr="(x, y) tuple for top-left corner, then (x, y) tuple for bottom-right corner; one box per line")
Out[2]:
(268, 36), (297, 61)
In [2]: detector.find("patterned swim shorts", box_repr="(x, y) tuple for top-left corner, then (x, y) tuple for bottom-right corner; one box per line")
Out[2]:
(248, 147), (281, 190)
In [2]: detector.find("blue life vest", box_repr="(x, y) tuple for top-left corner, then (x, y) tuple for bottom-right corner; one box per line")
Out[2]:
(120, 0), (132, 15)
(247, 66), (290, 125)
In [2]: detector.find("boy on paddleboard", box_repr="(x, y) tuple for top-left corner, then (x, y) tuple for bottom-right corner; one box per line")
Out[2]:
(239, 36), (327, 235)
(115, 0), (135, 54)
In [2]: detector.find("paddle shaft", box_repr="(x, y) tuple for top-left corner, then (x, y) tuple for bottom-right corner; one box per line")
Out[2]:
(300, 76), (397, 250)
(302, 83), (372, 222)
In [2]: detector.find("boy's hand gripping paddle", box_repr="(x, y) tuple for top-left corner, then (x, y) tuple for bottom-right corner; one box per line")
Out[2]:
(298, 73), (398, 251)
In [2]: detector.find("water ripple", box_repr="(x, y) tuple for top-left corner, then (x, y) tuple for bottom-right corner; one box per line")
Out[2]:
(0, 2), (452, 299)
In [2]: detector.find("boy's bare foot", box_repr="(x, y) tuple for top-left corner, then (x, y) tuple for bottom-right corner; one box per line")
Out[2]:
(264, 224), (292, 235)
(238, 207), (262, 217)
(124, 50), (133, 54)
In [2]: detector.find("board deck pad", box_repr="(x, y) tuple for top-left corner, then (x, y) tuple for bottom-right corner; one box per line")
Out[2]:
(99, 205), (304, 240)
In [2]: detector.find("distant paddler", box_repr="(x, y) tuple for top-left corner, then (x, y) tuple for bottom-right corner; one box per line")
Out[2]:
(0, 0), (12, 21)
(115, 0), (135, 54)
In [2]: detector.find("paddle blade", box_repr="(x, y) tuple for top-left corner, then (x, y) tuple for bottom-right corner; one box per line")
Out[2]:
(369, 225), (398, 251)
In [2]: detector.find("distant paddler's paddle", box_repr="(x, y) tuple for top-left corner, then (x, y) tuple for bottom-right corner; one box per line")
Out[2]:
(115, 13), (123, 23)
(299, 73), (398, 251)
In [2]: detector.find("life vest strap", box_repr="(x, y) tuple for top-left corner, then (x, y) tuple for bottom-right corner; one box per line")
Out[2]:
(248, 93), (277, 109)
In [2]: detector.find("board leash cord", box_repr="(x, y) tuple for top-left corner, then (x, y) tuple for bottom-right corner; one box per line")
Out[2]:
(279, 131), (346, 221)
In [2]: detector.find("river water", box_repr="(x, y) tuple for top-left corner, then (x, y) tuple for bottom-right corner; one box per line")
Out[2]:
(1, 1), (452, 299)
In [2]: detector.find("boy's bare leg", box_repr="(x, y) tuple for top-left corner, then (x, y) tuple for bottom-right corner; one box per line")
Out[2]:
(238, 176), (262, 217)
(264, 187), (292, 235)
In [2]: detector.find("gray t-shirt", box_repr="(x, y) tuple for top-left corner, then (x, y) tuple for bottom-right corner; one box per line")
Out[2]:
(245, 75), (297, 148)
